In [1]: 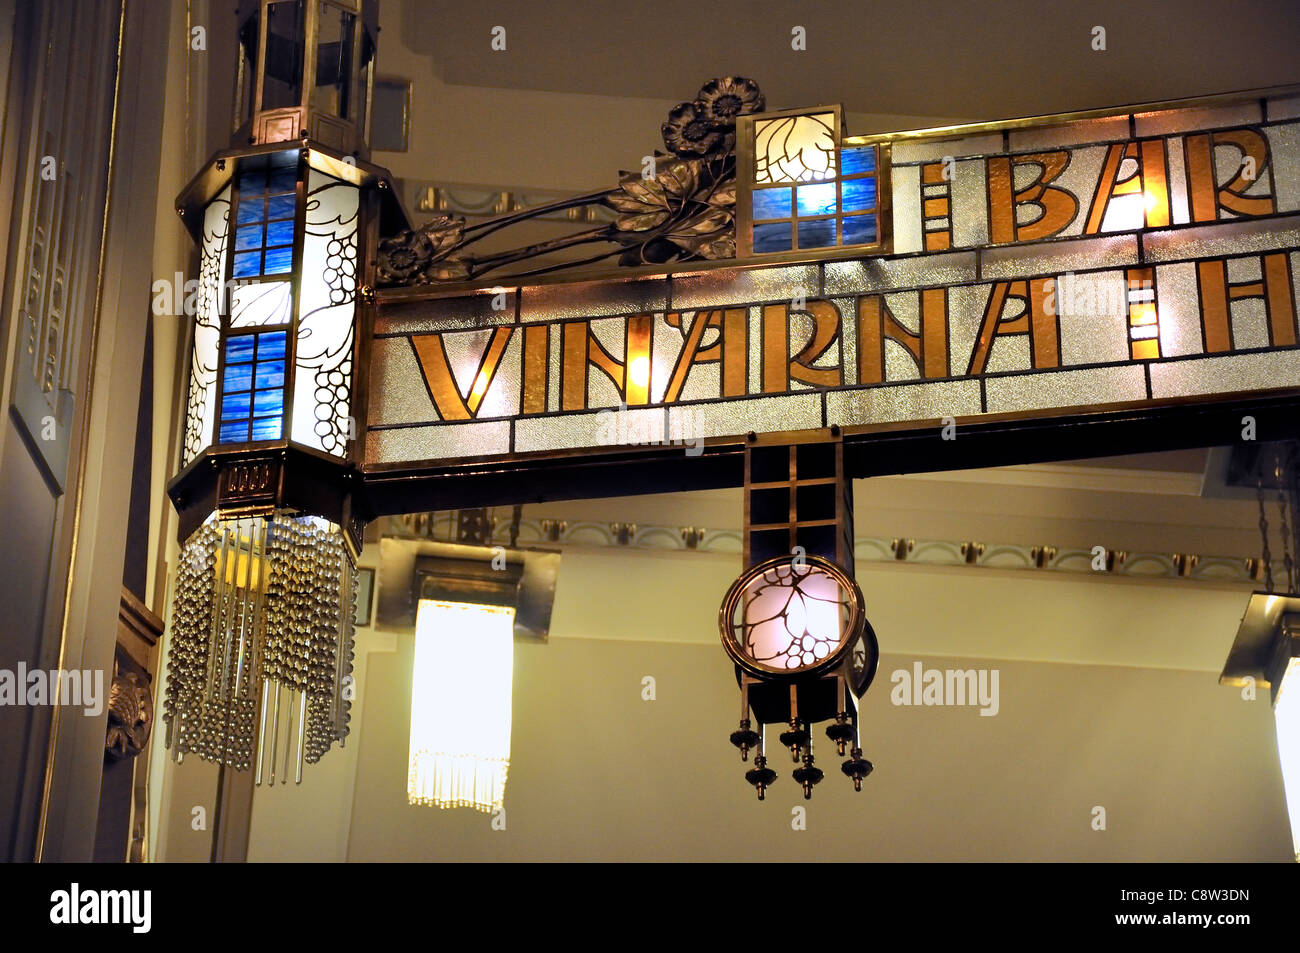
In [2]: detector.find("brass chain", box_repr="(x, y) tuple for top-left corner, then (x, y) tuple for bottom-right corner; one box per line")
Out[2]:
(1276, 450), (1295, 594)
(1258, 473), (1275, 593)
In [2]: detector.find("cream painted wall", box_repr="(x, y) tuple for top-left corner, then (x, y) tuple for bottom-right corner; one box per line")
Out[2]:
(216, 544), (1288, 863)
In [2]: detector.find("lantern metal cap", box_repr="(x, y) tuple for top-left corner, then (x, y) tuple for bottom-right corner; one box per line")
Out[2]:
(174, 140), (409, 242)
(1220, 591), (1300, 692)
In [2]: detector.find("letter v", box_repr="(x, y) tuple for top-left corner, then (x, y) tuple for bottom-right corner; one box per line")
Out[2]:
(411, 327), (514, 420)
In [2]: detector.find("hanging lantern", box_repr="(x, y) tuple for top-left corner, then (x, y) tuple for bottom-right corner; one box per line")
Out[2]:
(720, 434), (880, 800)
(164, 0), (404, 781)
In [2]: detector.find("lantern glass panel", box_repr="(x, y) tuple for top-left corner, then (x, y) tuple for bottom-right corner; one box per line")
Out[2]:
(312, 2), (355, 119)
(262, 0), (305, 110)
(292, 168), (359, 457)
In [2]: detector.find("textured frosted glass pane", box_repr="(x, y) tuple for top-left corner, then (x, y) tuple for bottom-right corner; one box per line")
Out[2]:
(366, 421), (511, 464)
(980, 236), (1139, 279)
(292, 169), (359, 455)
(826, 380), (980, 426)
(236, 199), (263, 224)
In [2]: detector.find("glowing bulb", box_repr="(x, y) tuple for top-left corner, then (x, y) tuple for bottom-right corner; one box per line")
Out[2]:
(408, 600), (515, 812)
(470, 371), (490, 400)
(628, 355), (650, 390)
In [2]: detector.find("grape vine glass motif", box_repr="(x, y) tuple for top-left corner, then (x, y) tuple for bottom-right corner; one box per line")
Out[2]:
(735, 560), (851, 670)
(182, 185), (231, 465)
(293, 170), (358, 457)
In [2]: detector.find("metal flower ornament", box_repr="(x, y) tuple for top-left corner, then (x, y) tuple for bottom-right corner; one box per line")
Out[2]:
(376, 77), (766, 285)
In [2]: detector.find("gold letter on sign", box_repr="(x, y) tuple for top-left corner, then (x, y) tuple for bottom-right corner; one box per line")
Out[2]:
(1196, 254), (1297, 353)
(987, 151), (1078, 244)
(561, 317), (653, 411)
(1084, 139), (1170, 232)
(966, 279), (1059, 375)
(1185, 128), (1275, 222)
(661, 309), (747, 402)
(412, 327), (514, 420)
(761, 300), (843, 392)
(857, 290), (949, 384)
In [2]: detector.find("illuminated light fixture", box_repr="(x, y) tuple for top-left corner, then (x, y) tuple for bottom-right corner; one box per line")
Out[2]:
(1221, 441), (1300, 860)
(720, 553), (879, 800)
(378, 512), (560, 812)
(163, 0), (404, 781)
(408, 600), (515, 811)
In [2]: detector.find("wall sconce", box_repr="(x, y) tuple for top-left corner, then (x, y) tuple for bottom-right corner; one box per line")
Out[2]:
(1221, 593), (1300, 861)
(379, 517), (560, 812)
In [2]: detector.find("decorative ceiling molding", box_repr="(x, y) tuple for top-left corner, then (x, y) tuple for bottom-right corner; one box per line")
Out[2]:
(383, 515), (1259, 585)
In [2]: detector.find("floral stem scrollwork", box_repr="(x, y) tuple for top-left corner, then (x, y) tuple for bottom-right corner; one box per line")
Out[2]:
(375, 77), (764, 286)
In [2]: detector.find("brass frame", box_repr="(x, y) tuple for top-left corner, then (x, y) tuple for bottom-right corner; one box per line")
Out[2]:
(719, 553), (865, 681)
(735, 103), (892, 263)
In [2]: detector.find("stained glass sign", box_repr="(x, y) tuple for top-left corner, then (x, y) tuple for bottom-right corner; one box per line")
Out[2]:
(361, 87), (1300, 492)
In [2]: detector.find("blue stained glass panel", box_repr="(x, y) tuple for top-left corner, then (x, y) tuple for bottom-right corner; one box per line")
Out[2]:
(237, 199), (265, 224)
(842, 146), (876, 175)
(236, 225), (264, 251)
(221, 392), (251, 418)
(752, 188), (791, 220)
(225, 336), (256, 361)
(219, 421), (250, 443)
(268, 168), (296, 193)
(258, 331), (287, 358)
(842, 214), (877, 245)
(223, 362), (253, 392)
(753, 222), (792, 253)
(797, 218), (836, 249)
(232, 252), (262, 278)
(796, 183), (837, 216)
(255, 360), (285, 389)
(263, 245), (293, 274)
(253, 389), (284, 416)
(267, 194), (296, 219)
(238, 171), (268, 196)
(251, 417), (283, 441)
(266, 219), (295, 247)
(842, 178), (876, 212)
